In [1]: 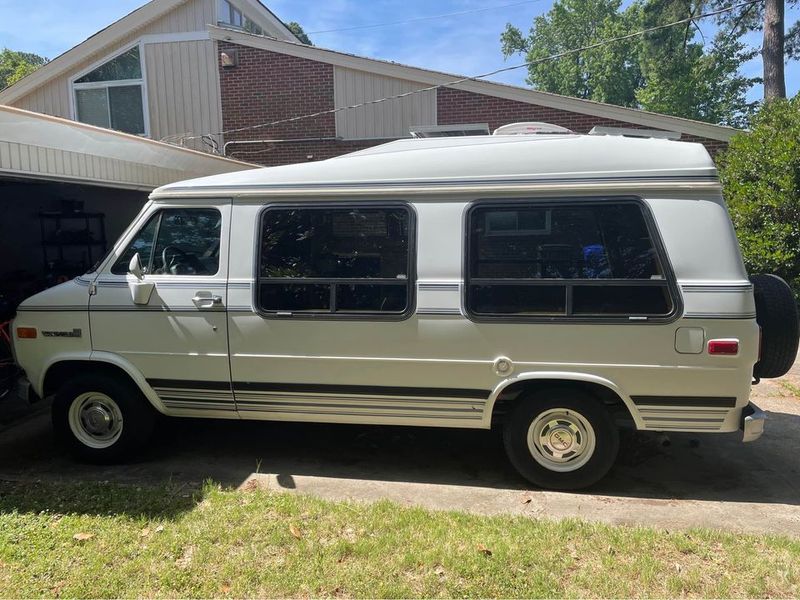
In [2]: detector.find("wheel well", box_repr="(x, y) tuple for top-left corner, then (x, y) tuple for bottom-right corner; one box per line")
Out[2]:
(490, 379), (633, 428)
(42, 360), (140, 399)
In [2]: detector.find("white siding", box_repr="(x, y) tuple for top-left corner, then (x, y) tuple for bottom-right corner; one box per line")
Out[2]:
(334, 66), (436, 140)
(0, 105), (251, 191)
(144, 40), (222, 152)
(142, 0), (216, 34)
(11, 0), (220, 150)
(0, 138), (183, 189)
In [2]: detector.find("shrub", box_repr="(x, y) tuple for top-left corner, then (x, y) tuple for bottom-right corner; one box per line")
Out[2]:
(717, 96), (800, 299)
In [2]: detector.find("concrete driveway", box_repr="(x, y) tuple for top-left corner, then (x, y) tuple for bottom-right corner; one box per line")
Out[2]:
(1, 362), (798, 537)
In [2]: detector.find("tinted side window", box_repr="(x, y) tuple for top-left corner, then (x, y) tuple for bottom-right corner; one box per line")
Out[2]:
(258, 205), (413, 316)
(111, 213), (158, 275)
(466, 202), (673, 318)
(111, 208), (221, 276)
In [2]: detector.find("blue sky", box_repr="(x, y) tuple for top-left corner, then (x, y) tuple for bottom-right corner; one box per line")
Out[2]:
(1, 0), (797, 101)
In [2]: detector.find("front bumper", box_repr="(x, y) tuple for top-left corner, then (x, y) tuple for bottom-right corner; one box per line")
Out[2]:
(13, 374), (40, 405)
(741, 402), (766, 443)
(15, 375), (32, 404)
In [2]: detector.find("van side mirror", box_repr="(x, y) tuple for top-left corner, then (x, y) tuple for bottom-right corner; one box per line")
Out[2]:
(128, 253), (144, 280)
(127, 252), (154, 305)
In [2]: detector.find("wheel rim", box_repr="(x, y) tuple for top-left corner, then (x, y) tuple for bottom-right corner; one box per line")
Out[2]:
(68, 392), (124, 449)
(527, 408), (596, 472)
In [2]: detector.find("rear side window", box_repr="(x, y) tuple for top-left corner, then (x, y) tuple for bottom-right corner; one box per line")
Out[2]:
(257, 204), (414, 317)
(466, 200), (675, 319)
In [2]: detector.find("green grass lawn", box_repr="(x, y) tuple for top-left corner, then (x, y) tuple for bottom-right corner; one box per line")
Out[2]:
(0, 479), (798, 598)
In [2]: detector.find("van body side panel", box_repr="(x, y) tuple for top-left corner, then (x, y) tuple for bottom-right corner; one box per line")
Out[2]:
(224, 195), (757, 433)
(646, 193), (750, 284)
(12, 279), (92, 397)
(227, 202), (490, 428)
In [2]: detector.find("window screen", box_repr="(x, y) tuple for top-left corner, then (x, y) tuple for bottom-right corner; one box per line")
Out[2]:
(466, 201), (674, 318)
(258, 205), (413, 316)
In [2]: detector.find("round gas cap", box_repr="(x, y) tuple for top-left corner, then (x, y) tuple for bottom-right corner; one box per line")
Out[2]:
(493, 356), (514, 376)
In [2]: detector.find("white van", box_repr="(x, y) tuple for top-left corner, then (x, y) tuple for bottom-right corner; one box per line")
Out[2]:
(11, 128), (799, 490)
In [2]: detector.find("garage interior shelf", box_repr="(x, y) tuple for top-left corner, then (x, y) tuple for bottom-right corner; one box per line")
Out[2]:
(39, 211), (107, 282)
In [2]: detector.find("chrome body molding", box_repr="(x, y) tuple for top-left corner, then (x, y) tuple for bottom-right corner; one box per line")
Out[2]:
(418, 282), (460, 291)
(148, 379), (488, 424)
(632, 396), (737, 432)
(683, 312), (757, 320)
(681, 283), (754, 293)
(156, 175), (723, 199)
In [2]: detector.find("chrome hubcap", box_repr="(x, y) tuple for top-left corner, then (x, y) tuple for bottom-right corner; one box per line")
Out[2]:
(527, 408), (596, 472)
(68, 392), (123, 449)
(83, 405), (113, 435)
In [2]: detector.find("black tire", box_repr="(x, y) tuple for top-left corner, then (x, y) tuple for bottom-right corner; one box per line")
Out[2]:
(751, 274), (799, 379)
(52, 373), (155, 463)
(503, 388), (619, 490)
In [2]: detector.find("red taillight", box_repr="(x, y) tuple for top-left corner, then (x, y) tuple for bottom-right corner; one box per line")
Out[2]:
(16, 327), (37, 339)
(708, 339), (739, 355)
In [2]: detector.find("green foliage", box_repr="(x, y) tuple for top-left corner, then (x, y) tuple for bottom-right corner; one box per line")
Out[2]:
(0, 48), (48, 90)
(787, 19), (800, 59)
(286, 21), (313, 45)
(637, 28), (759, 128)
(717, 96), (800, 296)
(501, 0), (642, 107)
(501, 0), (758, 126)
(711, 0), (799, 59)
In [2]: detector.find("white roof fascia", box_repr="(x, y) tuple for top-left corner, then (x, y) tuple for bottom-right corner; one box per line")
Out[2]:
(208, 26), (738, 142)
(0, 0), (187, 105)
(0, 105), (255, 190)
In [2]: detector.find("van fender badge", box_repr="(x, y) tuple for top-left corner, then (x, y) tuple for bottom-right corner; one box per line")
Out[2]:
(41, 328), (83, 338)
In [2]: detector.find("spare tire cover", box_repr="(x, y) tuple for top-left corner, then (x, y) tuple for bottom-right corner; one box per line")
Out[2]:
(750, 274), (799, 379)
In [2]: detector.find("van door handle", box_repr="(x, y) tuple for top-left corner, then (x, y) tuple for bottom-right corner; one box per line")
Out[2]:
(192, 294), (223, 308)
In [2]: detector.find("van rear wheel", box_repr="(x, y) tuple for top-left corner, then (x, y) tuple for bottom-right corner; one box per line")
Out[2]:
(503, 389), (619, 490)
(53, 374), (155, 463)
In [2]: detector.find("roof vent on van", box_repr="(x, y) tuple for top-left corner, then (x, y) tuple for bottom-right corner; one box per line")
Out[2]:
(588, 126), (681, 140)
(410, 123), (490, 138)
(492, 122), (575, 135)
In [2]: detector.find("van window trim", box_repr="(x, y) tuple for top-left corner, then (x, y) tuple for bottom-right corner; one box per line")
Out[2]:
(462, 196), (683, 324)
(254, 201), (417, 321)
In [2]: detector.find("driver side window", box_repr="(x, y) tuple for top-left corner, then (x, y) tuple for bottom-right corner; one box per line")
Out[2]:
(111, 208), (221, 275)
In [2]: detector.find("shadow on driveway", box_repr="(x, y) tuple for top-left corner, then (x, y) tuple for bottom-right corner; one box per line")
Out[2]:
(0, 400), (798, 507)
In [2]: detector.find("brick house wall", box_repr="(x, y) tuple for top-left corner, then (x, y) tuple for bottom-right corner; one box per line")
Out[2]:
(218, 42), (728, 166)
(219, 42), (378, 165)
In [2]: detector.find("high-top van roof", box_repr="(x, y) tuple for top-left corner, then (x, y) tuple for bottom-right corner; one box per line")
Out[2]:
(152, 134), (719, 199)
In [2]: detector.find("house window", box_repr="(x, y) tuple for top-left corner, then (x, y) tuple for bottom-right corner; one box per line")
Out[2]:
(73, 46), (146, 135)
(257, 205), (414, 317)
(218, 0), (264, 34)
(465, 200), (675, 320)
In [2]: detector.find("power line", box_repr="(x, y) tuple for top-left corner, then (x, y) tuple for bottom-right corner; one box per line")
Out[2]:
(179, 0), (763, 145)
(305, 1), (545, 35)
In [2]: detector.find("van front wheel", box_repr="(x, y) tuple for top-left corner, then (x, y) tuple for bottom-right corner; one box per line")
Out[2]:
(53, 374), (155, 463)
(503, 389), (619, 490)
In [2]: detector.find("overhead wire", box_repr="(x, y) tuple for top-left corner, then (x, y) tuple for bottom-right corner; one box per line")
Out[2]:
(305, 0), (546, 35)
(178, 0), (763, 146)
